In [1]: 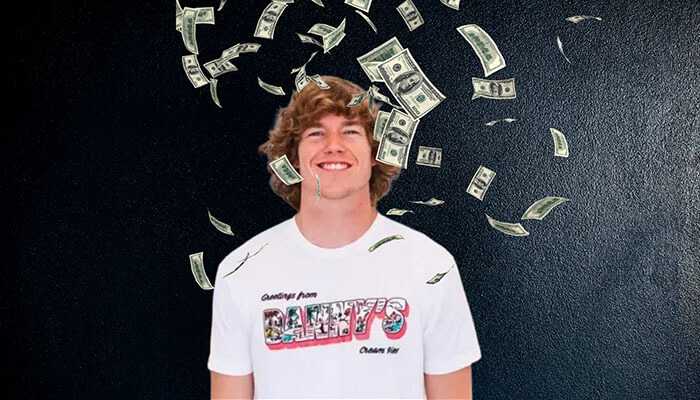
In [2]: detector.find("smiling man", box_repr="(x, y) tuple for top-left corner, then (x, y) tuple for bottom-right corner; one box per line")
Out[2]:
(208, 75), (481, 399)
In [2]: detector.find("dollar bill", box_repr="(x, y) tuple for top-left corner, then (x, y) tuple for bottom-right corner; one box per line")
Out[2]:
(466, 165), (495, 201)
(296, 32), (323, 47)
(254, 1), (289, 40)
(344, 0), (372, 13)
(269, 154), (303, 185)
(203, 59), (238, 78)
(376, 109), (419, 168)
(456, 24), (506, 77)
(485, 214), (529, 237)
(415, 145), (442, 168)
(181, 8), (200, 54)
(310, 0), (324, 7)
(354, 10), (377, 33)
(565, 15), (602, 24)
(221, 42), (261, 60)
(472, 77), (516, 100)
(347, 91), (367, 107)
(218, 0), (228, 11)
(368, 234), (404, 252)
(207, 209), (234, 235)
(367, 85), (403, 109)
(189, 252), (214, 290)
(373, 110), (390, 141)
(290, 51), (318, 74)
(294, 66), (311, 92)
(357, 37), (405, 82)
(377, 48), (445, 119)
(182, 55), (210, 88)
(440, 0), (460, 10)
(521, 196), (570, 220)
(308, 23), (335, 36)
(258, 76), (286, 96)
(314, 173), (321, 201)
(556, 36), (572, 64)
(396, 0), (424, 31)
(485, 118), (517, 126)
(308, 74), (330, 89)
(209, 78), (222, 108)
(386, 208), (414, 216)
(322, 18), (347, 53)
(176, 5), (215, 33)
(426, 264), (454, 284)
(223, 243), (270, 278)
(549, 128), (570, 157)
(409, 197), (444, 206)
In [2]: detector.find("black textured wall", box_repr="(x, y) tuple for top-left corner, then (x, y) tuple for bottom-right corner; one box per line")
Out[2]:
(9, 0), (699, 399)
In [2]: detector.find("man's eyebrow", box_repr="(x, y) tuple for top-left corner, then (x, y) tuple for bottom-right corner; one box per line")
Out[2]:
(306, 120), (363, 129)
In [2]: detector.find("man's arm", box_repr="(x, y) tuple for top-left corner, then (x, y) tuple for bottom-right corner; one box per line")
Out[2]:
(211, 371), (254, 400)
(424, 365), (472, 400)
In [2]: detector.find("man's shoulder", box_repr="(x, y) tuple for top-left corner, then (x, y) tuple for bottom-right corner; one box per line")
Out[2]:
(379, 214), (455, 265)
(216, 217), (291, 278)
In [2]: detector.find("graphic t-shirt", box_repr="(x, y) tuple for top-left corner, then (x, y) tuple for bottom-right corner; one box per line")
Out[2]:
(208, 213), (481, 399)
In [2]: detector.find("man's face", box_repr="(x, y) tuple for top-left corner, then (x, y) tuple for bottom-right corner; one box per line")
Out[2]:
(295, 113), (377, 203)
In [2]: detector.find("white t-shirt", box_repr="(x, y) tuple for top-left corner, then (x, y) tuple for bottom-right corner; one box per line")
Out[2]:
(208, 212), (481, 399)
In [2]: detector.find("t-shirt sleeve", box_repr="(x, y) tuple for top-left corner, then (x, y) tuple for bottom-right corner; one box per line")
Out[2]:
(422, 255), (482, 374)
(207, 259), (253, 376)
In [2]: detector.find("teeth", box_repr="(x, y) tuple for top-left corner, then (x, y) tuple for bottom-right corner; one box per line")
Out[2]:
(319, 163), (350, 170)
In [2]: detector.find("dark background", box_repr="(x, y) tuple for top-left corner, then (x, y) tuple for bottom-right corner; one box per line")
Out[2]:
(8, 0), (699, 398)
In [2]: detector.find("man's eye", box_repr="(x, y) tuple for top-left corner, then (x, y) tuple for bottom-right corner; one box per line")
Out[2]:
(345, 130), (360, 135)
(308, 131), (321, 137)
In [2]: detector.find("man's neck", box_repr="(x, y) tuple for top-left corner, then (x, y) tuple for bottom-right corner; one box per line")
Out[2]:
(294, 193), (378, 249)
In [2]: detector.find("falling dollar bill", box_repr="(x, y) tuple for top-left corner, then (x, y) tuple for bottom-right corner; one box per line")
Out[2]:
(189, 252), (214, 290)
(347, 91), (367, 107)
(209, 78), (222, 108)
(373, 110), (390, 141)
(308, 74), (330, 89)
(258, 76), (286, 96)
(290, 50), (318, 75)
(521, 196), (570, 220)
(466, 165), (496, 201)
(223, 243), (270, 278)
(549, 128), (570, 157)
(322, 18), (347, 53)
(269, 154), (304, 185)
(181, 8), (200, 54)
(485, 118), (517, 126)
(415, 145), (442, 168)
(396, 0), (424, 31)
(357, 37), (405, 82)
(565, 15), (603, 24)
(354, 10), (377, 33)
(426, 264), (455, 284)
(440, 0), (460, 10)
(218, 0), (227, 11)
(376, 108), (419, 168)
(314, 173), (321, 201)
(377, 48), (446, 119)
(409, 197), (444, 206)
(182, 54), (210, 88)
(367, 85), (403, 109)
(386, 208), (415, 216)
(297, 32), (323, 47)
(472, 77), (516, 100)
(556, 36), (572, 64)
(203, 59), (238, 78)
(456, 24), (506, 77)
(310, 0), (324, 6)
(177, 5), (215, 34)
(221, 42), (261, 60)
(254, 1), (289, 40)
(207, 209), (234, 235)
(485, 214), (530, 237)
(368, 234), (404, 252)
(344, 0), (372, 13)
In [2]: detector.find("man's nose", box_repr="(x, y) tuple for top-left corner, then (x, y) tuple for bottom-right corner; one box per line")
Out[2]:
(323, 131), (347, 151)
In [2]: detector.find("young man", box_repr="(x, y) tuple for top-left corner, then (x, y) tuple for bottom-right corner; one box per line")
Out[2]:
(209, 76), (481, 399)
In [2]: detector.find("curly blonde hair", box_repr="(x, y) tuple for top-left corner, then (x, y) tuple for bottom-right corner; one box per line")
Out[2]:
(257, 75), (402, 211)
